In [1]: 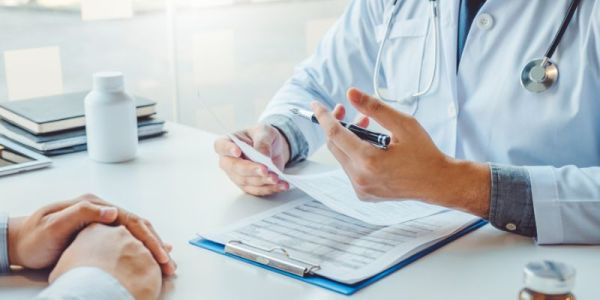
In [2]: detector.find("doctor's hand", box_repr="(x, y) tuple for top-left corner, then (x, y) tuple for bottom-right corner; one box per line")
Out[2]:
(7, 194), (176, 276)
(49, 224), (162, 300)
(312, 88), (491, 218)
(215, 124), (291, 196)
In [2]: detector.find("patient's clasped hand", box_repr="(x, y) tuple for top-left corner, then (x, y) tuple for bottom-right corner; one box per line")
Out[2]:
(5, 194), (176, 300)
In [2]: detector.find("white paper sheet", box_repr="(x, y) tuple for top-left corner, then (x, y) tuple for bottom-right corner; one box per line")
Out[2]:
(201, 199), (479, 284)
(230, 135), (447, 226)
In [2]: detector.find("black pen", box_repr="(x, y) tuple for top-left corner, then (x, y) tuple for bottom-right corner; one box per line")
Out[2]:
(290, 108), (391, 149)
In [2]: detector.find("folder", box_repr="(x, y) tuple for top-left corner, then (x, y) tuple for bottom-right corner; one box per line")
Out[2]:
(190, 219), (487, 296)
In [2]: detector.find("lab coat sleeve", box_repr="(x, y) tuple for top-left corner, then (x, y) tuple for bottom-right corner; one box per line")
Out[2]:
(526, 165), (600, 244)
(33, 267), (134, 300)
(259, 0), (384, 157)
(524, 5), (600, 245)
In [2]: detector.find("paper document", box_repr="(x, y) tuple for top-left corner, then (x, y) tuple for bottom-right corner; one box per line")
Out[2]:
(200, 199), (479, 284)
(230, 135), (446, 225)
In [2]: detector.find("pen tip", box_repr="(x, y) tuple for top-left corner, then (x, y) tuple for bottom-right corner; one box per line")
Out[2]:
(290, 108), (299, 115)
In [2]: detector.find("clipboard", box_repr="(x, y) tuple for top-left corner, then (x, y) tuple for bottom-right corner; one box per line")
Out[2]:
(190, 219), (487, 296)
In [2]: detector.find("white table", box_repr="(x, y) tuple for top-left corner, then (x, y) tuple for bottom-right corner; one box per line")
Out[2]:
(1, 123), (599, 299)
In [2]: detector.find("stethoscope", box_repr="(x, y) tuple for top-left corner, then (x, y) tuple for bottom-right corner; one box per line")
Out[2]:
(521, 0), (581, 93)
(373, 0), (581, 105)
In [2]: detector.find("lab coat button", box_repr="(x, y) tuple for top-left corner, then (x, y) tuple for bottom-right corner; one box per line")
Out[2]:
(477, 13), (494, 30)
(506, 223), (517, 231)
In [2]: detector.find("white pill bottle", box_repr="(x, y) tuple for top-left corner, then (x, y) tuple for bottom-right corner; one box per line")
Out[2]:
(84, 71), (138, 163)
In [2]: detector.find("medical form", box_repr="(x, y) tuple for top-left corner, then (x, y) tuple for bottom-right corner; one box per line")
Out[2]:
(200, 199), (479, 284)
(229, 135), (447, 226)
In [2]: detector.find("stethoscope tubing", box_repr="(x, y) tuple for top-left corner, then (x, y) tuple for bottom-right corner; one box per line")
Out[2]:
(375, 0), (582, 102)
(544, 0), (581, 62)
(374, 0), (439, 105)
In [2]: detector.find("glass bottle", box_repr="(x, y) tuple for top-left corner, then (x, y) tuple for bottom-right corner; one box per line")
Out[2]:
(519, 261), (576, 300)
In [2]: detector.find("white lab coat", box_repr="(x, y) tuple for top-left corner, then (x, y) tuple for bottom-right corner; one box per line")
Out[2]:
(260, 0), (600, 244)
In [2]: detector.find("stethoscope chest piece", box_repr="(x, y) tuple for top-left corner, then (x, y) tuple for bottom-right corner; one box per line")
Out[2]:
(520, 58), (559, 93)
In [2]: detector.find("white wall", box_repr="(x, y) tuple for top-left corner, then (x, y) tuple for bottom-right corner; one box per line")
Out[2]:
(0, 0), (349, 135)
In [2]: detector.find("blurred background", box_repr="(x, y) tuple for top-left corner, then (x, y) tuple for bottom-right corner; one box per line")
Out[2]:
(0, 0), (348, 134)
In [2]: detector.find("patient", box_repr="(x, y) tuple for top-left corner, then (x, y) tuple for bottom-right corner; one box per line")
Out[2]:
(1, 194), (176, 300)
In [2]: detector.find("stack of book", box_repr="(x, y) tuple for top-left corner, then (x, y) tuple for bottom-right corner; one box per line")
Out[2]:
(0, 92), (166, 156)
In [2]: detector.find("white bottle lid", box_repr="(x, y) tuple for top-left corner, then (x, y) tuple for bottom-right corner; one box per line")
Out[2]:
(524, 261), (576, 295)
(93, 71), (124, 92)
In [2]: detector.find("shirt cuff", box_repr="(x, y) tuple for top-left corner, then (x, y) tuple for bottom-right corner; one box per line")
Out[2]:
(34, 267), (134, 300)
(488, 164), (537, 237)
(262, 114), (309, 167)
(0, 213), (9, 274)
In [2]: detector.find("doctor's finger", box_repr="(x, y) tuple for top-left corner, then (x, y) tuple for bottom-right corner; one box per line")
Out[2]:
(243, 182), (289, 196)
(326, 140), (351, 167)
(311, 101), (368, 156)
(354, 114), (370, 128)
(251, 132), (274, 158)
(332, 104), (346, 121)
(219, 156), (271, 177)
(214, 137), (242, 158)
(347, 88), (406, 132)
(229, 172), (281, 186)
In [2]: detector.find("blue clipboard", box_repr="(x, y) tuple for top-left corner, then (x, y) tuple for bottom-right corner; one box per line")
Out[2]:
(189, 219), (487, 296)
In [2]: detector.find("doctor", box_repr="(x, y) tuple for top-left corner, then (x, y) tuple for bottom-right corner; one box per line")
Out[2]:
(215, 0), (600, 244)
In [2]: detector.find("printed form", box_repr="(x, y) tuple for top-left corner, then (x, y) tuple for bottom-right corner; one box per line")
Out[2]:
(230, 135), (447, 226)
(200, 199), (479, 284)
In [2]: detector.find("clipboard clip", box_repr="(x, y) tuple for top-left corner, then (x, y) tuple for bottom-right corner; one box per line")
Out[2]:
(224, 240), (321, 277)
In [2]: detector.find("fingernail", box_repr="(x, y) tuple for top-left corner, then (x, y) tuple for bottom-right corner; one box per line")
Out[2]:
(230, 148), (237, 156)
(256, 168), (265, 176)
(99, 207), (118, 221)
(278, 183), (288, 191)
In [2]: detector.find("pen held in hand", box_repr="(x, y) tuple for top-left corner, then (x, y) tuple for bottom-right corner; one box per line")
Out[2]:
(290, 108), (391, 149)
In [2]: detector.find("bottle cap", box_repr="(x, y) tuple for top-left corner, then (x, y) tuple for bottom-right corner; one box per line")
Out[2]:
(93, 71), (124, 92)
(524, 261), (575, 295)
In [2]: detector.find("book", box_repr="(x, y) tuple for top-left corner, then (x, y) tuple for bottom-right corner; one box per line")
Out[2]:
(32, 131), (167, 156)
(0, 92), (156, 134)
(0, 117), (165, 152)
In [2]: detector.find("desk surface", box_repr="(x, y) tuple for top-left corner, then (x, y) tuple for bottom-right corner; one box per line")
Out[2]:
(0, 123), (599, 300)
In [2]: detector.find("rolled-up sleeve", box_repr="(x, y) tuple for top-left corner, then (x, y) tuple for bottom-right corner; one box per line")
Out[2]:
(263, 115), (309, 166)
(34, 267), (133, 300)
(488, 162), (600, 245)
(488, 165), (537, 237)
